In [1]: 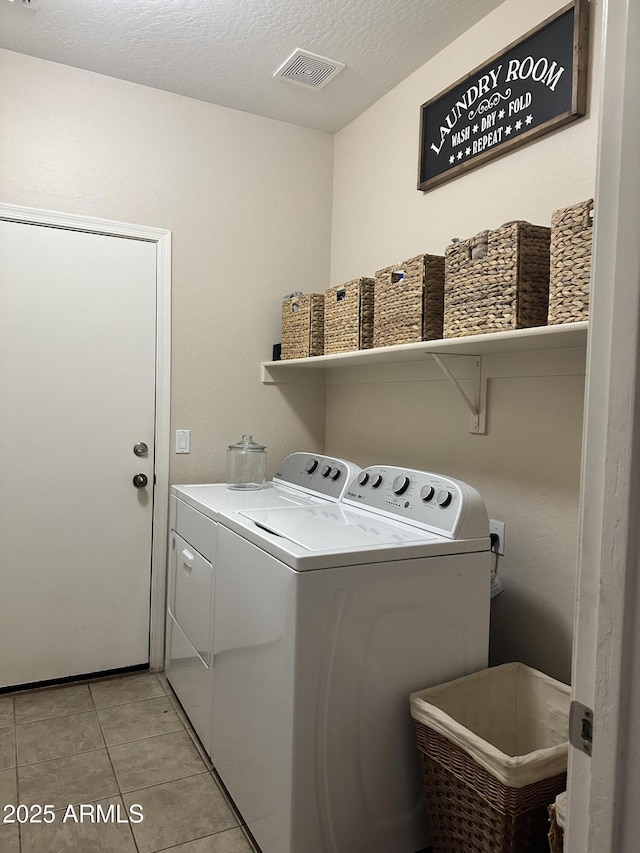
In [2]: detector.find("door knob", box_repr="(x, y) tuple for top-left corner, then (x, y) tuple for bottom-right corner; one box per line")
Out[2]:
(132, 473), (148, 488)
(133, 442), (148, 457)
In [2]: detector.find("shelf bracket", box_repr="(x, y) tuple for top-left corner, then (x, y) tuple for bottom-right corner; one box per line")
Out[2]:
(431, 354), (487, 434)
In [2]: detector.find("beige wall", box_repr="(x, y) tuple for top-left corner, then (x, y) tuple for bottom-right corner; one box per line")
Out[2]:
(326, 0), (602, 683)
(0, 48), (333, 483)
(1, 0), (601, 683)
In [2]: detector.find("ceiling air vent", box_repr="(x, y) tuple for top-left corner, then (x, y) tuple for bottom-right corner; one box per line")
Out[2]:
(274, 49), (345, 90)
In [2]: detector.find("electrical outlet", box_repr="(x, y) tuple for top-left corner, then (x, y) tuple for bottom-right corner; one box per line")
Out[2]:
(489, 519), (506, 555)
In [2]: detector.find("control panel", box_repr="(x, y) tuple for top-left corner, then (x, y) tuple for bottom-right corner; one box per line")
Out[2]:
(273, 453), (361, 501)
(343, 465), (489, 539)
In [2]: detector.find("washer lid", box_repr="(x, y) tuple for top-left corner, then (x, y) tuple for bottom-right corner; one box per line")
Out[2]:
(239, 505), (437, 551)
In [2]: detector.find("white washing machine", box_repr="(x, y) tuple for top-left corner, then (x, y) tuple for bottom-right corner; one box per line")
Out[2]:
(166, 453), (361, 754)
(204, 465), (492, 853)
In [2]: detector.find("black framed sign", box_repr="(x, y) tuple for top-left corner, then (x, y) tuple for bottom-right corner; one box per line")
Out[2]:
(417, 0), (588, 192)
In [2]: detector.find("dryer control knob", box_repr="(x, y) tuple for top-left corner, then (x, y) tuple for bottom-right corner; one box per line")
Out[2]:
(321, 465), (332, 478)
(371, 474), (383, 488)
(356, 471), (370, 486)
(305, 459), (319, 473)
(420, 485), (435, 502)
(392, 474), (410, 495)
(436, 489), (452, 507)
(330, 468), (341, 481)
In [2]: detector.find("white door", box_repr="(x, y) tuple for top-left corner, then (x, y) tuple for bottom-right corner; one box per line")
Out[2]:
(0, 219), (158, 688)
(567, 0), (640, 849)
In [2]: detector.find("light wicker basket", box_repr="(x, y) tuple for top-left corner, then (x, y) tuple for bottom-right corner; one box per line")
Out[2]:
(373, 254), (445, 347)
(548, 791), (566, 853)
(281, 293), (324, 359)
(548, 199), (593, 325)
(324, 278), (375, 354)
(444, 221), (551, 338)
(411, 663), (570, 853)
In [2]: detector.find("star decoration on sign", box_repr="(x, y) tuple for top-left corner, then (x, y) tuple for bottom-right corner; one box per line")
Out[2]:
(457, 151), (463, 160)
(498, 109), (505, 119)
(515, 119), (523, 131)
(473, 124), (479, 133)
(465, 147), (471, 156)
(505, 125), (513, 136)
(525, 114), (533, 125)
(449, 155), (455, 164)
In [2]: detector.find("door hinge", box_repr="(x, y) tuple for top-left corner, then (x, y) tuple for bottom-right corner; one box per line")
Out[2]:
(569, 700), (593, 756)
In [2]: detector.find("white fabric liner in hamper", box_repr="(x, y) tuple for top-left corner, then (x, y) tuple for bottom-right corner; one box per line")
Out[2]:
(554, 790), (567, 829)
(410, 662), (571, 789)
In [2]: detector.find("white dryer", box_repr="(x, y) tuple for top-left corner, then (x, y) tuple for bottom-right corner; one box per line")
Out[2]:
(208, 465), (492, 853)
(166, 453), (361, 754)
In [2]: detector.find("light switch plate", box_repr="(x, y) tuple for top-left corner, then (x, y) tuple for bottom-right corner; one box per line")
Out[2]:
(175, 430), (191, 454)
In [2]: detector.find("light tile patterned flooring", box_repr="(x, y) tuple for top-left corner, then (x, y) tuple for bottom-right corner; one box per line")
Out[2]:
(0, 672), (258, 853)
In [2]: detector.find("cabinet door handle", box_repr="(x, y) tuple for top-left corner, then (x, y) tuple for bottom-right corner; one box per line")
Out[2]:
(181, 549), (194, 574)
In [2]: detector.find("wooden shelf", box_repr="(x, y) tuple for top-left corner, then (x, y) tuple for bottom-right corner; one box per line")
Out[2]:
(261, 321), (588, 381)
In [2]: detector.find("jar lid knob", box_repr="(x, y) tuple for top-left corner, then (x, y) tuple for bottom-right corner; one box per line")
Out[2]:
(228, 434), (266, 451)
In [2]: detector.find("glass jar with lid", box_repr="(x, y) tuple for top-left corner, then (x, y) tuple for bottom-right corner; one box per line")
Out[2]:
(226, 434), (266, 490)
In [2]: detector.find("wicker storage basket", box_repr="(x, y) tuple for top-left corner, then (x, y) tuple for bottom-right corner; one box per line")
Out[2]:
(548, 791), (566, 853)
(410, 663), (570, 853)
(281, 293), (324, 360)
(324, 278), (375, 354)
(548, 199), (593, 325)
(444, 222), (551, 338)
(373, 254), (445, 347)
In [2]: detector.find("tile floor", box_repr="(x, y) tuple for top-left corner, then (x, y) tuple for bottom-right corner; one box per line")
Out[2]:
(0, 672), (258, 853)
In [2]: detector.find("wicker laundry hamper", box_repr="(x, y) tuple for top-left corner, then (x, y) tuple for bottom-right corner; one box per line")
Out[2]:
(281, 293), (324, 359)
(548, 199), (593, 324)
(444, 221), (551, 338)
(410, 663), (570, 853)
(324, 278), (375, 354)
(373, 253), (445, 347)
(548, 790), (566, 853)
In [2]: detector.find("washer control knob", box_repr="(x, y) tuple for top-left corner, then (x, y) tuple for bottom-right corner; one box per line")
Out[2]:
(436, 489), (452, 507)
(392, 474), (410, 495)
(330, 468), (341, 481)
(305, 459), (319, 473)
(420, 485), (435, 502)
(356, 471), (370, 486)
(321, 465), (332, 478)
(371, 474), (383, 488)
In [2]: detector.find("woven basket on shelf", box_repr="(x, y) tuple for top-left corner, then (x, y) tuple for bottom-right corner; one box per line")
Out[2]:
(414, 724), (566, 853)
(324, 278), (375, 354)
(373, 253), (445, 347)
(281, 293), (324, 359)
(548, 199), (593, 325)
(444, 221), (551, 338)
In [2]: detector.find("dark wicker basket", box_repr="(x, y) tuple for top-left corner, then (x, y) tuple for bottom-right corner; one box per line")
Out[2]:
(324, 278), (375, 354)
(281, 293), (324, 359)
(444, 221), (551, 338)
(373, 253), (445, 347)
(548, 199), (593, 324)
(414, 722), (567, 853)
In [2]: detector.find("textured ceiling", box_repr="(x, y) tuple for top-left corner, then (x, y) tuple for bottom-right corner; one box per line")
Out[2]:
(0, 0), (506, 133)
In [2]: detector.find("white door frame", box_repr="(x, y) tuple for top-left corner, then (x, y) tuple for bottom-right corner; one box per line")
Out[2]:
(0, 202), (171, 673)
(567, 0), (640, 848)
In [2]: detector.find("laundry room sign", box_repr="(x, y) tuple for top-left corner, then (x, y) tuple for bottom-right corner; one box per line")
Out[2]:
(417, 0), (588, 192)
